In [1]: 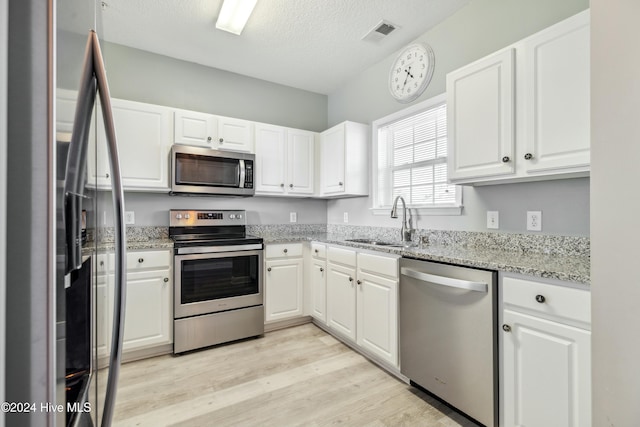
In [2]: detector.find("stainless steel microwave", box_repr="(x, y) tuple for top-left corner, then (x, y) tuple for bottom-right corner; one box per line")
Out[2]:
(170, 145), (255, 196)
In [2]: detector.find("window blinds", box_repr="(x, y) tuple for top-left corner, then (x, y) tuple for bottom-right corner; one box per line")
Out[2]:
(377, 103), (456, 207)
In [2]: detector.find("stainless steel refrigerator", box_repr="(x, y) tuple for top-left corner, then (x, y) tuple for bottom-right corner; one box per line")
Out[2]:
(5, 0), (127, 425)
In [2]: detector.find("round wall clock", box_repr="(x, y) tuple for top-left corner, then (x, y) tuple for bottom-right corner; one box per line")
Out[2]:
(388, 43), (435, 103)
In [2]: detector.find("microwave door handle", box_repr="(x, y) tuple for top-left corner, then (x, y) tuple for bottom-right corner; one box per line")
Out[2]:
(239, 159), (246, 188)
(92, 30), (128, 427)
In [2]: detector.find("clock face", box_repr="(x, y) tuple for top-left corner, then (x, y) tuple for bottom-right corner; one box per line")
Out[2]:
(389, 43), (435, 103)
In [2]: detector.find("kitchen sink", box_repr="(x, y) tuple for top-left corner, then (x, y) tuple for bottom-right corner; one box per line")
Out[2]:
(345, 238), (405, 248)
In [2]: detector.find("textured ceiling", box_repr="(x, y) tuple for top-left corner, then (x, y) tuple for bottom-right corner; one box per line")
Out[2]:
(62, 0), (471, 95)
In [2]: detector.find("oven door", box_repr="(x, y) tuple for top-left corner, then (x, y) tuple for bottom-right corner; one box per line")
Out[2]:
(174, 248), (263, 319)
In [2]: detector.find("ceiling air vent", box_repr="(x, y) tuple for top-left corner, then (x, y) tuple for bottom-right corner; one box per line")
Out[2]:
(362, 20), (399, 43)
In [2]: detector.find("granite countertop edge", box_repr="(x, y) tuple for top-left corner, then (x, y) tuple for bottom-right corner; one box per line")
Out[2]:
(83, 234), (590, 285)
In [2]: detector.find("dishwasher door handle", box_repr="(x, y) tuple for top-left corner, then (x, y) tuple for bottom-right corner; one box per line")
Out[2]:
(401, 267), (488, 293)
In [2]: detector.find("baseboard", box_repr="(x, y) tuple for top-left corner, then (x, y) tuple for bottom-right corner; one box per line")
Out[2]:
(264, 316), (312, 332)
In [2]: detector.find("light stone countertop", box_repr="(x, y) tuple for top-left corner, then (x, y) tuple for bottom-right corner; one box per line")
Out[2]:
(83, 228), (590, 285)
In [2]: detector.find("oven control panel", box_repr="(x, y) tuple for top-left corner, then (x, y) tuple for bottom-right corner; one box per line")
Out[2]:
(169, 209), (246, 227)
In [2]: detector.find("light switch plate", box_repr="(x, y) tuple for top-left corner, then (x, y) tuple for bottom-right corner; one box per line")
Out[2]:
(527, 211), (542, 231)
(289, 212), (297, 223)
(343, 212), (349, 223)
(487, 211), (499, 229)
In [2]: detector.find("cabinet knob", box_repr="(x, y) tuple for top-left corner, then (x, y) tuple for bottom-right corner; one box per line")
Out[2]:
(502, 324), (511, 332)
(319, 267), (324, 272)
(207, 136), (212, 142)
(267, 267), (272, 272)
(501, 156), (510, 163)
(280, 183), (284, 187)
(219, 138), (224, 143)
(339, 181), (344, 186)
(163, 277), (169, 283)
(283, 248), (288, 254)
(138, 258), (144, 263)
(524, 153), (533, 160)
(348, 277), (353, 282)
(106, 173), (110, 178)
(99, 261), (104, 266)
(289, 184), (293, 188)
(357, 279), (362, 285)
(535, 294), (546, 303)
(314, 249), (318, 253)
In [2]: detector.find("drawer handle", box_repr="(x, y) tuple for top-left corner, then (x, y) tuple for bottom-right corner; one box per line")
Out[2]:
(535, 294), (546, 303)
(319, 267), (324, 272)
(163, 277), (169, 283)
(138, 258), (144, 263)
(283, 249), (288, 254)
(267, 267), (272, 272)
(502, 324), (511, 332)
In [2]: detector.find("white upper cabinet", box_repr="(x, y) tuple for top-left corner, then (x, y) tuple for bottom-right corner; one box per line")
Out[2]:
(173, 109), (254, 153)
(173, 109), (216, 147)
(255, 123), (315, 196)
(89, 98), (173, 191)
(319, 121), (369, 198)
(447, 49), (516, 181)
(447, 10), (590, 185)
(522, 11), (590, 174)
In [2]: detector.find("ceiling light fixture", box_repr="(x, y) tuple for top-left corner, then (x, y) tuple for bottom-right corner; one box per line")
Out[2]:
(216, 0), (258, 35)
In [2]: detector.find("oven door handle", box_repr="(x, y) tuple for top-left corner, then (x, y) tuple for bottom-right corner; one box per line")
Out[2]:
(176, 243), (263, 255)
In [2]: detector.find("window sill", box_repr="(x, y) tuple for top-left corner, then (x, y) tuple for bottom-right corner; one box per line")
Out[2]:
(370, 205), (463, 216)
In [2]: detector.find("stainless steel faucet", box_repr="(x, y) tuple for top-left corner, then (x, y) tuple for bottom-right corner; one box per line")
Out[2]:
(390, 195), (414, 244)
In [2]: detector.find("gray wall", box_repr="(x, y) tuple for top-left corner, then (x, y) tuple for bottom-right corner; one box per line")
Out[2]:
(591, 1), (640, 424)
(326, 0), (590, 236)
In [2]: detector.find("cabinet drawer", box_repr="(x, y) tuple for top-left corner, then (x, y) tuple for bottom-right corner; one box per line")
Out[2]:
(311, 242), (326, 259)
(357, 252), (398, 279)
(502, 276), (590, 325)
(328, 246), (356, 267)
(109, 250), (171, 272)
(265, 243), (303, 259)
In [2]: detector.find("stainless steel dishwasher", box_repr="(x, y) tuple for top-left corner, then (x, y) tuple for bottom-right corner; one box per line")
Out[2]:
(400, 258), (497, 427)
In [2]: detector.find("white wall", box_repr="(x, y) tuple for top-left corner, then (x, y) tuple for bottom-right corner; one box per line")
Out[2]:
(326, 0), (590, 236)
(591, 1), (640, 424)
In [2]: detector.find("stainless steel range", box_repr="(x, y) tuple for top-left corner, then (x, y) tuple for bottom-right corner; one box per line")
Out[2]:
(170, 209), (264, 353)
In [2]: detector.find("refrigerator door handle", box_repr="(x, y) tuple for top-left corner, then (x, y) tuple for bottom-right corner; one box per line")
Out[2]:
(68, 30), (127, 427)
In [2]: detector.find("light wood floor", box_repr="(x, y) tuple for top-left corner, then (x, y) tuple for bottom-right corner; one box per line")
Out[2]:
(112, 323), (480, 427)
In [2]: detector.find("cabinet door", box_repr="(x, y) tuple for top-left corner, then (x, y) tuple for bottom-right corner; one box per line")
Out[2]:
(310, 259), (327, 323)
(287, 129), (315, 195)
(173, 109), (216, 147)
(356, 271), (398, 366)
(265, 258), (304, 322)
(56, 89), (78, 133)
(95, 274), (110, 359)
(94, 99), (172, 191)
(320, 124), (346, 195)
(502, 309), (591, 427)
(217, 116), (254, 153)
(326, 262), (356, 341)
(522, 11), (590, 174)
(255, 124), (286, 195)
(447, 48), (516, 181)
(114, 269), (173, 352)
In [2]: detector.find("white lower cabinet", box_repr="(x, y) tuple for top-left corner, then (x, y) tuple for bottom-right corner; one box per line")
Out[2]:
(265, 243), (304, 323)
(501, 275), (591, 427)
(309, 243), (327, 323)
(325, 245), (399, 367)
(98, 249), (173, 357)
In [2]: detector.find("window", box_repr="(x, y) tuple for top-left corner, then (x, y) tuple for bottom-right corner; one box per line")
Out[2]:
(372, 94), (461, 215)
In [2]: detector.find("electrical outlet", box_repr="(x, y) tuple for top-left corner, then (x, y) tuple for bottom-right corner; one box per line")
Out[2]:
(289, 212), (297, 223)
(343, 212), (349, 223)
(487, 211), (499, 229)
(527, 211), (542, 231)
(125, 211), (135, 225)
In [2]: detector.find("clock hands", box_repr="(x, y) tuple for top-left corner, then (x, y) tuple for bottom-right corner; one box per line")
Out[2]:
(402, 65), (414, 90)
